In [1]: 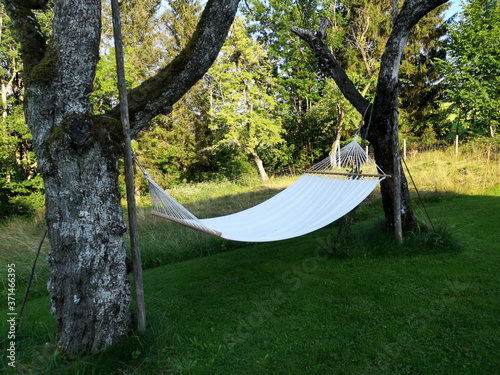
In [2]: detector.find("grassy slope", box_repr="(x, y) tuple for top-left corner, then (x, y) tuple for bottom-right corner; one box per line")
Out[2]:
(2, 191), (498, 374)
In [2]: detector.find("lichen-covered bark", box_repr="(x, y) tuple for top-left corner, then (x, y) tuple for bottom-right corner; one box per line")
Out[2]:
(3, 0), (240, 356)
(8, 0), (133, 356)
(292, 0), (448, 230)
(3, 0), (131, 356)
(45, 134), (131, 355)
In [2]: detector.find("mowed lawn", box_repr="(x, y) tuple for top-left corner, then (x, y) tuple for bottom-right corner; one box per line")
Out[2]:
(2, 190), (499, 374)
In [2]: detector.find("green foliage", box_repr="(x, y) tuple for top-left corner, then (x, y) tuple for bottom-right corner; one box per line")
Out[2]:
(244, 0), (329, 162)
(207, 17), (283, 180)
(102, 0), (164, 82)
(399, 5), (450, 143)
(437, 0), (500, 139)
(135, 114), (202, 187)
(245, 0), (452, 163)
(0, 5), (44, 216)
(0, 112), (45, 216)
(91, 47), (139, 113)
(131, 1), (221, 186)
(2, 0), (499, 217)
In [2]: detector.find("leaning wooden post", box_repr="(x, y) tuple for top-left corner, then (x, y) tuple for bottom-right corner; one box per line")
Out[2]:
(403, 138), (407, 162)
(111, 0), (146, 333)
(393, 114), (403, 244)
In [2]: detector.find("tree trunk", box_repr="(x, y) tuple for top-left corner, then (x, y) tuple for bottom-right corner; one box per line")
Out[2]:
(3, 0), (240, 356)
(15, 0), (132, 356)
(44, 134), (131, 355)
(252, 150), (269, 182)
(367, 104), (415, 231)
(366, 15), (414, 232)
(291, 0), (448, 231)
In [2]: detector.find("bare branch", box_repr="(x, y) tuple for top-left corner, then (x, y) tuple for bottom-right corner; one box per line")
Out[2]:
(291, 25), (369, 115)
(318, 17), (330, 39)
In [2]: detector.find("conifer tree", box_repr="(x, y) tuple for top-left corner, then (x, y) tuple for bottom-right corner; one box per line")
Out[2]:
(438, 0), (499, 138)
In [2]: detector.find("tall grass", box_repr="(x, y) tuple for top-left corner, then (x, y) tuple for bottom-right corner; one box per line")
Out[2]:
(403, 141), (499, 196)
(0, 214), (49, 303)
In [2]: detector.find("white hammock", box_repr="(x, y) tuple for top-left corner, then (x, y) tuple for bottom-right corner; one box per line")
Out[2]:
(142, 138), (388, 242)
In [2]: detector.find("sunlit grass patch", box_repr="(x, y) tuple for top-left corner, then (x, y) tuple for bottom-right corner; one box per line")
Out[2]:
(404, 144), (499, 196)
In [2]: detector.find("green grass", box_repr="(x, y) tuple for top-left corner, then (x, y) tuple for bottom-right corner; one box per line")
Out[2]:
(1, 190), (499, 374)
(0, 146), (498, 374)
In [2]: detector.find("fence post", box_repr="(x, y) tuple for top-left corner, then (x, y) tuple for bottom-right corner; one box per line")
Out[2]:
(403, 138), (407, 162)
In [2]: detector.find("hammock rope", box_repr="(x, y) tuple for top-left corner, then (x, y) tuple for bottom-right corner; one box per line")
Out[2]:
(139, 138), (389, 242)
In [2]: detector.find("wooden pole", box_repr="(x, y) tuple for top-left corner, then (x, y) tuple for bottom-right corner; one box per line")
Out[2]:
(393, 116), (403, 244)
(111, 0), (146, 333)
(403, 138), (407, 162)
(455, 134), (459, 157)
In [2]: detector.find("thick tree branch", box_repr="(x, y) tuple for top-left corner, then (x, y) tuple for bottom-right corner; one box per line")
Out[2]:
(396, 0), (449, 30)
(373, 0), (449, 117)
(2, 0), (48, 75)
(106, 0), (240, 138)
(291, 21), (370, 116)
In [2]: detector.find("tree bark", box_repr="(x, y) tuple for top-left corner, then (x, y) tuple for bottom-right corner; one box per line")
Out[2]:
(291, 0), (448, 231)
(3, 0), (240, 356)
(21, 0), (132, 356)
(252, 150), (269, 182)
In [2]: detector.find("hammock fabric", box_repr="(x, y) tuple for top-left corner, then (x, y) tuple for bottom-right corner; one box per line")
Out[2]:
(143, 138), (388, 242)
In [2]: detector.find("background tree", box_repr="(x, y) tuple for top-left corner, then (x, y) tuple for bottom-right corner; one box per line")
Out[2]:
(437, 0), (499, 138)
(244, 0), (328, 164)
(2, 0), (240, 356)
(399, 6), (449, 147)
(292, 0), (450, 234)
(105, 0), (164, 81)
(133, 0), (211, 187)
(207, 17), (283, 181)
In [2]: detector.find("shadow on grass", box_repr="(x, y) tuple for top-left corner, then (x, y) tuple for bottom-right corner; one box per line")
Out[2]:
(322, 218), (463, 259)
(312, 189), (500, 260)
(2, 191), (499, 375)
